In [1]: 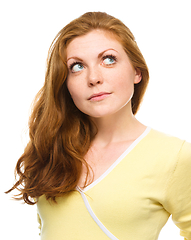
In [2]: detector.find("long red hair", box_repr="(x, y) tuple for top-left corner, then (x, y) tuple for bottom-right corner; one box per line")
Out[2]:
(6, 12), (149, 204)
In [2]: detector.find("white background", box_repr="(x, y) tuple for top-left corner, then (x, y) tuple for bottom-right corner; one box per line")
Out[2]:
(1, 0), (191, 239)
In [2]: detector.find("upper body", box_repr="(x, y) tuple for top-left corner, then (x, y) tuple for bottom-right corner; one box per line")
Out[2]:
(7, 12), (191, 240)
(37, 128), (191, 240)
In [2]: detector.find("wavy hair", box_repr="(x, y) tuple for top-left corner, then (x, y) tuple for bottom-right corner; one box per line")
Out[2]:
(6, 12), (149, 204)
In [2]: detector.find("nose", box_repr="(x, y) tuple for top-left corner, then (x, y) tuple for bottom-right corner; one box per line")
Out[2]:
(87, 66), (103, 87)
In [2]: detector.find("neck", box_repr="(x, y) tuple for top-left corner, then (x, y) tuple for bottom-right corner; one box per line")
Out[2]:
(90, 107), (146, 146)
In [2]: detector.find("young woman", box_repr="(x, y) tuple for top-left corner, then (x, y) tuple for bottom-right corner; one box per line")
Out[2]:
(7, 12), (191, 240)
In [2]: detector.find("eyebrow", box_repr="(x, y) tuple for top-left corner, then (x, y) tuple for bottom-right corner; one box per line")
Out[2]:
(67, 48), (118, 62)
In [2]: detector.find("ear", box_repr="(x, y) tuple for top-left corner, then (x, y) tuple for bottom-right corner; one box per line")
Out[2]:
(134, 68), (142, 84)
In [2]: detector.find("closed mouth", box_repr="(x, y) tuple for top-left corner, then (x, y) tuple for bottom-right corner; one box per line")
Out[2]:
(88, 92), (111, 101)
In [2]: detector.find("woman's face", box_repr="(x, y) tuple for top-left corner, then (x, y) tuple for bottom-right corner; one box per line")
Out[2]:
(66, 30), (141, 119)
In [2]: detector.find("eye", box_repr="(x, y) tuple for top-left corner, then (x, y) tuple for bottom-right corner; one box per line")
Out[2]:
(102, 55), (117, 66)
(69, 62), (84, 73)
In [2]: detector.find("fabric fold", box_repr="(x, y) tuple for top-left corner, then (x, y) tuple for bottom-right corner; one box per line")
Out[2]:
(77, 187), (119, 240)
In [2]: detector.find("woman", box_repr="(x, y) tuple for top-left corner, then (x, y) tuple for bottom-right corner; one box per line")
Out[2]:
(7, 12), (191, 240)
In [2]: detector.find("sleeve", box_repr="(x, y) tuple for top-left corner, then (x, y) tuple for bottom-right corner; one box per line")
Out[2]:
(164, 141), (191, 240)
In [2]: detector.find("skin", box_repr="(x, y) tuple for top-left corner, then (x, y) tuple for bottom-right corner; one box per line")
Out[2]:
(66, 30), (146, 186)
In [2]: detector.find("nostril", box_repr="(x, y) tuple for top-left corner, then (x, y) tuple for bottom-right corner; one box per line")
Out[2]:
(89, 79), (102, 87)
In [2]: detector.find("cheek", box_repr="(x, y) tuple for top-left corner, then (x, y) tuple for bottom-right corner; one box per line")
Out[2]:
(112, 70), (135, 92)
(66, 74), (86, 100)
(112, 71), (135, 105)
(68, 88), (80, 103)
(66, 80), (77, 100)
(66, 81), (85, 111)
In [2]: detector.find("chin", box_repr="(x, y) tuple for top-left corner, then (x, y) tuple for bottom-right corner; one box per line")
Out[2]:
(85, 110), (118, 119)
(80, 101), (132, 119)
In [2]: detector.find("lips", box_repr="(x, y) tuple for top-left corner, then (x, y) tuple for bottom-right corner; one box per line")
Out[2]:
(88, 92), (111, 101)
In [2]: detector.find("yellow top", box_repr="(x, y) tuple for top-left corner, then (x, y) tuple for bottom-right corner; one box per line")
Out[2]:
(37, 128), (191, 240)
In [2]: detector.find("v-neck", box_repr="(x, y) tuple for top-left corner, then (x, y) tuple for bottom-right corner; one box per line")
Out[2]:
(78, 127), (151, 193)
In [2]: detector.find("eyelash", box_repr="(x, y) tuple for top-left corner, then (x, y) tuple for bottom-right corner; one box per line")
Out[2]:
(102, 54), (117, 63)
(69, 54), (117, 72)
(69, 61), (82, 71)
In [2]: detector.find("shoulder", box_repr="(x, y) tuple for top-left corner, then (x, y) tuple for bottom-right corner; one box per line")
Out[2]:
(142, 128), (191, 183)
(140, 128), (191, 170)
(146, 128), (189, 154)
(175, 140), (191, 170)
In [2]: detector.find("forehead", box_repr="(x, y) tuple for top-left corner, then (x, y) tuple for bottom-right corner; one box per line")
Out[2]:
(66, 30), (124, 58)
